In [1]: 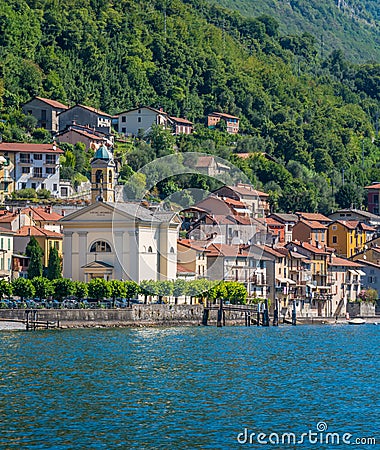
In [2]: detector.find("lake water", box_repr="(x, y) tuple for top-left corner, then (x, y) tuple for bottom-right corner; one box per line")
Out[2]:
(0, 325), (378, 449)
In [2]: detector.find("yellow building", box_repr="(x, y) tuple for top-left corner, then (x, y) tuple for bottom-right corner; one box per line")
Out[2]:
(177, 239), (209, 278)
(14, 226), (63, 267)
(328, 220), (375, 258)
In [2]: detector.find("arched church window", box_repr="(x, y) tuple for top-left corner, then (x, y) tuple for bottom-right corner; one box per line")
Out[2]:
(108, 170), (112, 183)
(90, 241), (111, 252)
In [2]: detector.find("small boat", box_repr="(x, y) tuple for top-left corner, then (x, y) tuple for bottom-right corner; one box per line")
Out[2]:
(348, 318), (366, 325)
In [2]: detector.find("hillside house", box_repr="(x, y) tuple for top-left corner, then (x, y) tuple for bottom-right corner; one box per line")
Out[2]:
(22, 96), (68, 133)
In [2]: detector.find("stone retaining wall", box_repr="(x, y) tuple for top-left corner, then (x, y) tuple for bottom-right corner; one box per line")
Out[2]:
(0, 305), (253, 328)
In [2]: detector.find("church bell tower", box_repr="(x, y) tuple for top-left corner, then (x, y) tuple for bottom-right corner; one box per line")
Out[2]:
(90, 144), (116, 203)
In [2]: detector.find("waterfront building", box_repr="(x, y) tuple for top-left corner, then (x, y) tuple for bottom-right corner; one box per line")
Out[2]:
(327, 257), (364, 317)
(0, 142), (63, 197)
(292, 219), (328, 247)
(328, 220), (376, 258)
(14, 225), (63, 267)
(0, 227), (14, 280)
(268, 213), (298, 243)
(355, 259), (380, 296)
(328, 208), (380, 229)
(177, 239), (209, 279)
(60, 202), (180, 282)
(351, 235), (380, 264)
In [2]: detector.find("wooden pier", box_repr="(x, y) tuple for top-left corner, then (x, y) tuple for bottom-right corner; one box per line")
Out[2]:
(0, 310), (60, 331)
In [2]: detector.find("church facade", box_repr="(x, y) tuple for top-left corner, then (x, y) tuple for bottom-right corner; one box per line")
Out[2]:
(60, 201), (180, 282)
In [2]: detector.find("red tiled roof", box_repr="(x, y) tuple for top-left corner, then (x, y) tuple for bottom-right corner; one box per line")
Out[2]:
(34, 97), (68, 109)
(0, 212), (17, 223)
(298, 219), (327, 230)
(0, 143), (64, 154)
(64, 104), (112, 118)
(265, 218), (285, 227)
(223, 197), (246, 208)
(195, 156), (215, 167)
(364, 183), (380, 189)
(169, 116), (193, 125)
(261, 245), (287, 258)
(176, 264), (195, 274)
(296, 212), (332, 222)
(23, 207), (63, 222)
(332, 220), (376, 231)
(299, 241), (329, 254)
(209, 112), (240, 120)
(15, 226), (63, 238)
(0, 226), (14, 234)
(177, 239), (210, 252)
(227, 184), (269, 198)
(59, 128), (107, 141)
(329, 257), (363, 267)
(207, 243), (248, 257)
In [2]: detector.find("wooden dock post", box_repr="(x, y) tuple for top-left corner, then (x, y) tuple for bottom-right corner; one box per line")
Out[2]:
(257, 303), (261, 326)
(25, 310), (30, 331)
(273, 298), (279, 327)
(263, 299), (270, 327)
(247, 311), (251, 326)
(292, 301), (297, 326)
(202, 308), (209, 326)
(217, 299), (223, 327)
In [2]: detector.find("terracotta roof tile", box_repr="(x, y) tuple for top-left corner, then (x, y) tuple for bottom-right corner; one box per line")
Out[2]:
(0, 143), (64, 154)
(34, 97), (68, 109)
(23, 207), (63, 222)
(15, 226), (63, 238)
(296, 212), (332, 222)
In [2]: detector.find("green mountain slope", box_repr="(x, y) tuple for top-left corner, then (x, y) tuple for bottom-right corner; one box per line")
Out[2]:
(209, 0), (380, 62)
(0, 0), (379, 213)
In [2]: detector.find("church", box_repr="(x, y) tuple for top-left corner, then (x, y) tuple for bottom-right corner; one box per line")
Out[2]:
(60, 145), (180, 282)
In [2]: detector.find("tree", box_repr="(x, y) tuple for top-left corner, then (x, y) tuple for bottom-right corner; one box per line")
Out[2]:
(53, 278), (74, 301)
(46, 246), (62, 280)
(88, 278), (111, 301)
(73, 281), (88, 301)
(0, 280), (12, 300)
(31, 276), (53, 301)
(139, 280), (158, 304)
(172, 279), (188, 305)
(156, 280), (173, 304)
(12, 278), (35, 302)
(124, 281), (140, 305)
(225, 282), (248, 304)
(25, 237), (43, 279)
(148, 124), (175, 158)
(335, 183), (364, 209)
(109, 280), (126, 305)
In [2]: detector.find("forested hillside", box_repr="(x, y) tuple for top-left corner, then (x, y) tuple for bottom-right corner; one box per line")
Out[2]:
(211, 0), (380, 63)
(0, 0), (380, 213)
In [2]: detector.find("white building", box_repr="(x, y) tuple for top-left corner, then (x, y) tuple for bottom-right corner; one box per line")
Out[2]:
(117, 106), (169, 136)
(0, 143), (63, 196)
(60, 201), (181, 282)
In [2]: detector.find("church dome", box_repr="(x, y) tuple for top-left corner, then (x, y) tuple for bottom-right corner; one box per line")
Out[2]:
(94, 144), (112, 160)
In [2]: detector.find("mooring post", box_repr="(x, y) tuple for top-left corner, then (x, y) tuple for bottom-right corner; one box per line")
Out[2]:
(217, 298), (223, 327)
(33, 310), (37, 331)
(202, 308), (209, 326)
(292, 300), (297, 326)
(273, 298), (279, 326)
(247, 311), (251, 327)
(263, 299), (270, 327)
(25, 310), (30, 331)
(257, 303), (261, 326)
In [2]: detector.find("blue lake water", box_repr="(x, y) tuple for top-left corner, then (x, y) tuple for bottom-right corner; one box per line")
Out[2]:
(0, 325), (379, 449)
